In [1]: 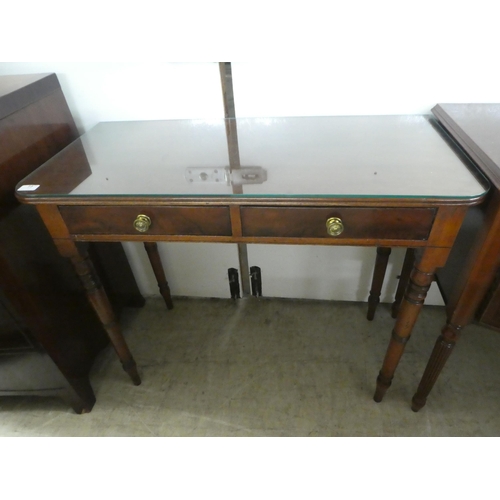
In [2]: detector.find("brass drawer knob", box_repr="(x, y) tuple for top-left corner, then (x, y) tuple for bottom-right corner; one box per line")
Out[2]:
(326, 217), (344, 236)
(133, 214), (152, 233)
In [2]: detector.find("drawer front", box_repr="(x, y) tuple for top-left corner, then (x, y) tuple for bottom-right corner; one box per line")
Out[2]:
(60, 206), (232, 236)
(240, 207), (436, 240)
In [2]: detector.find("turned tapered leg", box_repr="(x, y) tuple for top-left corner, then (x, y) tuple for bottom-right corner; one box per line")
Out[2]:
(374, 259), (436, 403)
(408, 197), (500, 410)
(68, 244), (141, 385)
(144, 242), (174, 310)
(411, 322), (461, 411)
(367, 247), (392, 320)
(391, 248), (416, 318)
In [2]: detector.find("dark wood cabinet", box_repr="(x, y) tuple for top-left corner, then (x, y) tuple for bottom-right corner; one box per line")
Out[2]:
(0, 73), (144, 413)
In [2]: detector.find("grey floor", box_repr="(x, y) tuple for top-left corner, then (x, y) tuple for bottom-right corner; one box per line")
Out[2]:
(1, 297), (500, 436)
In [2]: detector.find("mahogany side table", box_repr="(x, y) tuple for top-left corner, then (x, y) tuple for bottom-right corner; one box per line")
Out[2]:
(15, 116), (487, 405)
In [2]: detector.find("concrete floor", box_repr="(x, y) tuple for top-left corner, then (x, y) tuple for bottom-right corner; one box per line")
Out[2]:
(1, 297), (500, 436)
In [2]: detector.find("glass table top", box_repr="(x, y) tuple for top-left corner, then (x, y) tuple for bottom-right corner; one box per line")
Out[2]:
(17, 115), (488, 200)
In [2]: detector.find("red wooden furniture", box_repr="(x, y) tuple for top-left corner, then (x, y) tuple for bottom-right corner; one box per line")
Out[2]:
(15, 115), (487, 405)
(412, 104), (500, 411)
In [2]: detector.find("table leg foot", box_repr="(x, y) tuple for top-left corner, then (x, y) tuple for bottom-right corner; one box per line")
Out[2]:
(102, 318), (142, 385)
(411, 394), (426, 412)
(374, 373), (392, 402)
(411, 322), (462, 411)
(122, 358), (142, 386)
(375, 257), (435, 402)
(68, 244), (141, 385)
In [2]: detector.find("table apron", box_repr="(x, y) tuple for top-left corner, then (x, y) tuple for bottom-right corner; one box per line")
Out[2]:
(67, 234), (439, 248)
(58, 204), (438, 247)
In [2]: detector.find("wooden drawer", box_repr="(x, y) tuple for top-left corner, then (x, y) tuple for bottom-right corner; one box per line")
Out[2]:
(240, 207), (436, 240)
(60, 206), (232, 236)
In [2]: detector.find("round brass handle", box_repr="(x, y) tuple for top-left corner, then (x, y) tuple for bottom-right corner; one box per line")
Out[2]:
(326, 217), (344, 236)
(133, 214), (152, 233)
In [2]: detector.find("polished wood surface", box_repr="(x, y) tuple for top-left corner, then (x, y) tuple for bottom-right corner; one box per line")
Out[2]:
(240, 207), (435, 240)
(0, 75), (77, 206)
(16, 115), (487, 405)
(60, 205), (233, 236)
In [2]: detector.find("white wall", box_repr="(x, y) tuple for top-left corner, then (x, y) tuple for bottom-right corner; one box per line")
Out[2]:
(1, 56), (497, 305)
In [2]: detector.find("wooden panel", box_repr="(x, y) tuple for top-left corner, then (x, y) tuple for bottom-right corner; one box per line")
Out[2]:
(0, 90), (78, 205)
(477, 268), (500, 331)
(435, 206), (485, 304)
(240, 206), (436, 240)
(433, 104), (500, 191)
(0, 73), (58, 120)
(433, 104), (500, 333)
(0, 292), (34, 351)
(60, 205), (233, 236)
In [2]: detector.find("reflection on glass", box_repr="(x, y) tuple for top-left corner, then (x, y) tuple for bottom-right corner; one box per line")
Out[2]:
(184, 166), (267, 187)
(17, 116), (487, 200)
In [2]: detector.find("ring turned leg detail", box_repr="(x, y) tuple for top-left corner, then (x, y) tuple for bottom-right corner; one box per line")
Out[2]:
(374, 263), (435, 403)
(70, 246), (141, 385)
(411, 322), (462, 411)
